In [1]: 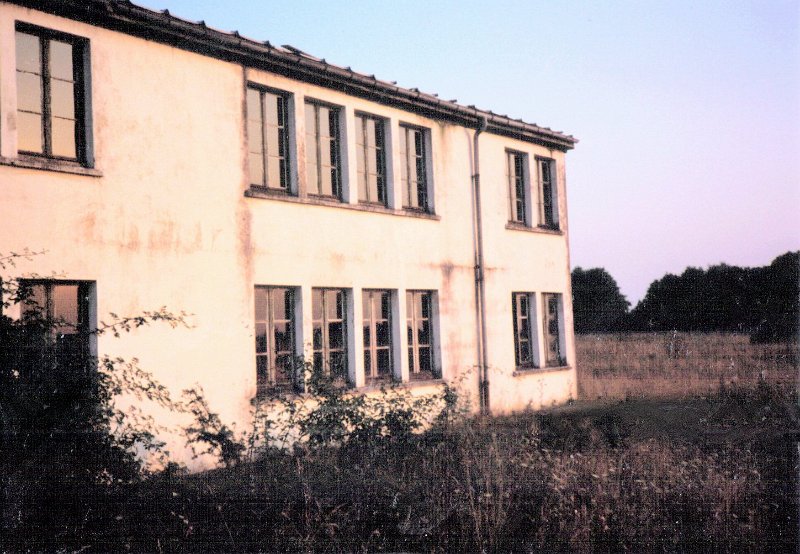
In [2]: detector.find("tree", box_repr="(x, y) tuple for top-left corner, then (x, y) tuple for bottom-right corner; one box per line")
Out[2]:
(571, 267), (630, 333)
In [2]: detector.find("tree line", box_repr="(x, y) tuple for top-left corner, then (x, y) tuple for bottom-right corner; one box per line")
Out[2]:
(571, 251), (799, 342)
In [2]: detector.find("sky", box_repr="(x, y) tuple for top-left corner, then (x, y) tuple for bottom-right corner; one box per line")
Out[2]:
(140, 0), (799, 305)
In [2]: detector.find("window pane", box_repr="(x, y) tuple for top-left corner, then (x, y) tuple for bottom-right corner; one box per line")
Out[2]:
(264, 92), (279, 126)
(327, 290), (341, 319)
(52, 284), (79, 332)
(267, 157), (282, 189)
(362, 294), (372, 320)
(275, 354), (293, 385)
(249, 152), (264, 186)
(274, 322), (292, 352)
(22, 284), (46, 320)
(16, 32), (41, 73)
(320, 165), (333, 196)
(520, 342), (531, 363)
(418, 347), (432, 372)
(304, 103), (316, 131)
(364, 350), (371, 375)
(380, 293), (390, 318)
(49, 40), (74, 81)
(51, 117), (76, 158)
(377, 349), (391, 377)
(247, 89), (261, 122)
(16, 71), (42, 113)
(328, 322), (344, 348)
(17, 111), (43, 153)
(312, 289), (323, 320)
(376, 321), (390, 347)
(266, 125), (281, 158)
(363, 323), (371, 346)
(50, 78), (75, 119)
(417, 320), (430, 345)
(329, 350), (347, 380)
(255, 322), (267, 353)
(254, 288), (267, 319)
(312, 323), (323, 350)
(256, 356), (269, 385)
(313, 352), (323, 372)
(318, 106), (331, 137)
(248, 118), (263, 155)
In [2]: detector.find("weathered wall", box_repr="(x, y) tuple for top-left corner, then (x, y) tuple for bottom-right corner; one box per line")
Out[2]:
(0, 3), (576, 469)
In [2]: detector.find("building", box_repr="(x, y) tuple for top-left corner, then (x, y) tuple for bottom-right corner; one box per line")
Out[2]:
(0, 0), (578, 466)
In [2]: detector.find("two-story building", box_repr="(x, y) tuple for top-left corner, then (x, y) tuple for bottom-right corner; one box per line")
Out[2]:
(0, 0), (578, 465)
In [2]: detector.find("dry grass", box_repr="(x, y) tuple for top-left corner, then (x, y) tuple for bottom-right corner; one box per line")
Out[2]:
(577, 332), (798, 400)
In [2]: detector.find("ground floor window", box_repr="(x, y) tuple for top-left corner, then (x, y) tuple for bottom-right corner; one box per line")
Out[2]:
(255, 286), (296, 391)
(363, 289), (392, 383)
(312, 288), (348, 382)
(542, 293), (566, 367)
(407, 290), (436, 380)
(512, 292), (537, 368)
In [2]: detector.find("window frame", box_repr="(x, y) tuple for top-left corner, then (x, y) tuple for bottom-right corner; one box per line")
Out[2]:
(311, 288), (349, 383)
(507, 150), (530, 226)
(406, 290), (438, 381)
(399, 124), (431, 213)
(304, 99), (343, 200)
(536, 156), (559, 230)
(254, 286), (297, 392)
(15, 22), (92, 167)
(362, 289), (393, 383)
(511, 292), (538, 369)
(355, 112), (388, 206)
(246, 83), (293, 193)
(542, 292), (567, 367)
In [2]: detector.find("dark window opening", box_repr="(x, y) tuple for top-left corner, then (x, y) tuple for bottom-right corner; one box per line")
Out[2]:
(363, 290), (392, 383)
(508, 151), (528, 224)
(543, 293), (565, 367)
(400, 125), (429, 211)
(312, 288), (348, 383)
(407, 290), (436, 380)
(512, 292), (535, 368)
(255, 286), (296, 391)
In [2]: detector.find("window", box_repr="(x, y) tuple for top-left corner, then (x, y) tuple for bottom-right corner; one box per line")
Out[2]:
(312, 288), (348, 381)
(362, 290), (392, 382)
(507, 151), (529, 224)
(255, 286), (296, 390)
(512, 292), (537, 368)
(305, 101), (342, 198)
(400, 125), (429, 211)
(247, 86), (291, 191)
(542, 293), (566, 367)
(407, 291), (436, 380)
(537, 158), (558, 229)
(19, 280), (92, 365)
(356, 114), (387, 205)
(15, 24), (90, 164)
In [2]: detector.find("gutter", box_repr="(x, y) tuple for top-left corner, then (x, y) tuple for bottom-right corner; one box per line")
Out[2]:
(471, 116), (490, 414)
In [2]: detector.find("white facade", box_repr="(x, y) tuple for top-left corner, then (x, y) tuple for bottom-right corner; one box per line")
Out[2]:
(0, 1), (578, 466)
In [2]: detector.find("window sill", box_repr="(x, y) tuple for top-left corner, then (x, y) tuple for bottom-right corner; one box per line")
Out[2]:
(245, 187), (440, 220)
(505, 222), (562, 235)
(359, 377), (444, 393)
(513, 365), (572, 377)
(0, 156), (102, 177)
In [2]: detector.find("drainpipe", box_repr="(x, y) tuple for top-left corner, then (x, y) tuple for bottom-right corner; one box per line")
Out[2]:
(471, 115), (490, 414)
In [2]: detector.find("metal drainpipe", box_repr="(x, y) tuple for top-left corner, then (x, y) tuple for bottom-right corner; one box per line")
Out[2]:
(472, 116), (490, 414)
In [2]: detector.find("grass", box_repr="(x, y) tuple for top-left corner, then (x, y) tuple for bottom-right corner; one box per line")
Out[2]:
(577, 332), (797, 400)
(4, 333), (799, 552)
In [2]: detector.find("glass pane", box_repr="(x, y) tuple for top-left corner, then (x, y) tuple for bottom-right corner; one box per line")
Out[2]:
(312, 323), (322, 350)
(247, 88), (261, 120)
(49, 40), (74, 81)
(312, 290), (323, 320)
(52, 284), (78, 332)
(363, 350), (371, 376)
(418, 347), (432, 372)
(366, 118), (376, 147)
(318, 106), (331, 137)
(362, 294), (371, 319)
(407, 323), (413, 344)
(363, 323), (371, 346)
(327, 290), (341, 319)
(313, 352), (323, 372)
(267, 158), (281, 189)
(17, 111), (43, 153)
(377, 349), (391, 376)
(305, 102), (316, 131)
(418, 320), (430, 345)
(16, 72), (42, 113)
(330, 350), (347, 380)
(266, 126), (281, 158)
(255, 322), (267, 353)
(21, 284), (46, 320)
(274, 322), (292, 352)
(275, 354), (293, 385)
(51, 117), (76, 158)
(16, 32), (40, 73)
(520, 342), (530, 363)
(421, 293), (431, 318)
(279, 288), (293, 319)
(380, 293), (390, 318)
(408, 347), (414, 373)
(320, 166), (333, 196)
(406, 291), (413, 315)
(254, 288), (267, 319)
(328, 322), (343, 348)
(264, 92), (279, 126)
(355, 116), (364, 146)
(249, 152), (264, 186)
(50, 78), (75, 119)
(248, 118), (263, 154)
(376, 321), (391, 347)
(256, 356), (268, 385)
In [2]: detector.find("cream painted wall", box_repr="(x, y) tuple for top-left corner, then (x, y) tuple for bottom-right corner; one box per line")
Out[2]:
(0, 3), (576, 468)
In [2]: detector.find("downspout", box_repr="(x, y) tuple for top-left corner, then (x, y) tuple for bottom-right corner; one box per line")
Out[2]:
(471, 116), (490, 414)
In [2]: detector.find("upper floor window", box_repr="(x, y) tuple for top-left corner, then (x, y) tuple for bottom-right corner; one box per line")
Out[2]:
(247, 85), (291, 191)
(255, 286), (296, 391)
(362, 290), (392, 383)
(15, 24), (90, 165)
(355, 113), (387, 205)
(542, 293), (566, 367)
(507, 151), (529, 225)
(312, 288), (348, 382)
(407, 291), (436, 380)
(537, 158), (559, 229)
(400, 125), (430, 212)
(305, 101), (342, 199)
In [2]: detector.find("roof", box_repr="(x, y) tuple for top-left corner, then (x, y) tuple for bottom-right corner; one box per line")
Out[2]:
(9, 0), (578, 151)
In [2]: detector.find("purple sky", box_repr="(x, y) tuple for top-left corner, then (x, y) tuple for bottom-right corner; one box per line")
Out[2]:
(141, 0), (799, 304)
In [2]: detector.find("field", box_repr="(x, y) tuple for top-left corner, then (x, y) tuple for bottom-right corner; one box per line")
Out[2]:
(4, 333), (798, 552)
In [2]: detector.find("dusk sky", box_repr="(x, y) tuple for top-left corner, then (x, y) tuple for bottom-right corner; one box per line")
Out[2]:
(141, 0), (799, 305)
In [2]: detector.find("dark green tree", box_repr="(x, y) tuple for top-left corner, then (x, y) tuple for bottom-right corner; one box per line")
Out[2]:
(571, 267), (630, 333)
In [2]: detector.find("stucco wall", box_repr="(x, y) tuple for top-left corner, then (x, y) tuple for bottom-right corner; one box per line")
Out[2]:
(0, 3), (577, 468)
